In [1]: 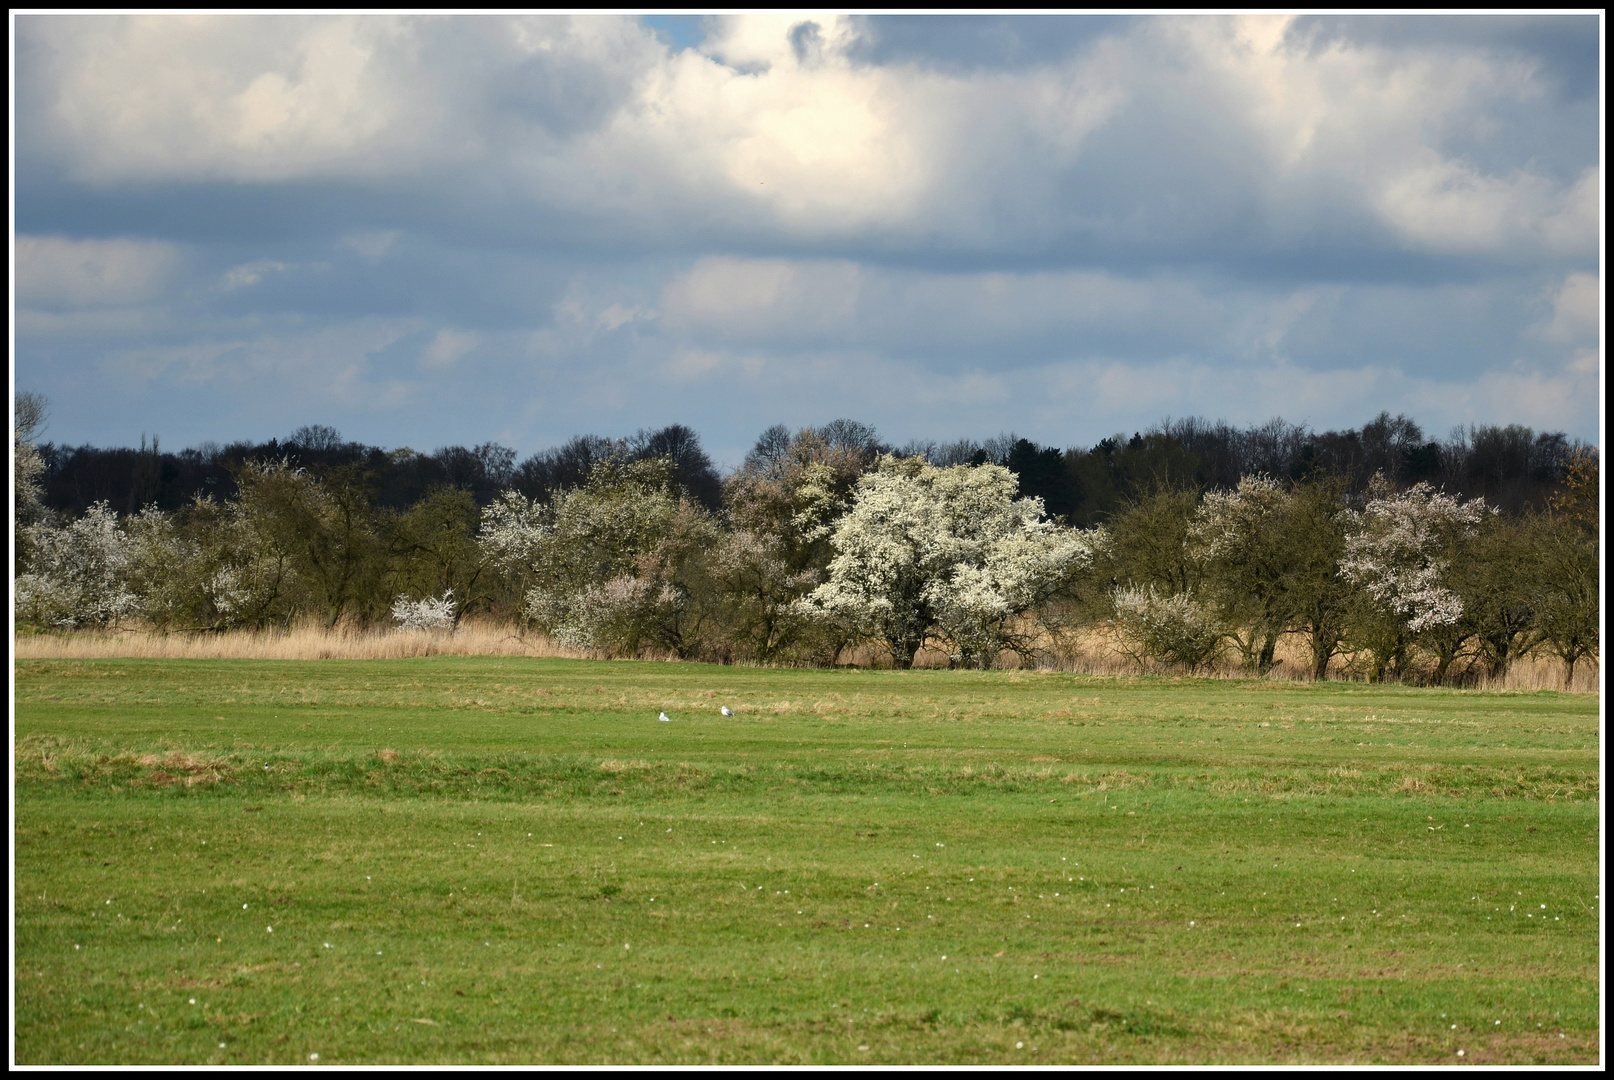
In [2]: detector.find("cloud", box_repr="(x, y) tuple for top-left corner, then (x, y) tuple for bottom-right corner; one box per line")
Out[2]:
(341, 230), (401, 260)
(420, 328), (482, 370)
(1538, 272), (1600, 345)
(659, 257), (1218, 363)
(105, 318), (423, 391)
(29, 15), (414, 183)
(221, 259), (291, 290)
(11, 14), (1601, 454)
(24, 13), (1591, 266)
(1376, 163), (1598, 258)
(15, 235), (183, 307)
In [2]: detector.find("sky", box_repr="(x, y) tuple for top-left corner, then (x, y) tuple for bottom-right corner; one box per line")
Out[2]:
(11, 13), (1603, 466)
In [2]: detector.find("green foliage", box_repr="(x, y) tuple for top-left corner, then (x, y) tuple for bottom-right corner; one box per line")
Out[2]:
(1101, 486), (1202, 597)
(229, 461), (386, 628)
(1279, 477), (1355, 680)
(386, 486), (489, 622)
(1527, 512), (1598, 686)
(1188, 477), (1297, 674)
(1454, 513), (1542, 679)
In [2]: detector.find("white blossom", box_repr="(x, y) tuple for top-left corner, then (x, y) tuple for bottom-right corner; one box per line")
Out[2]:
(481, 459), (685, 650)
(802, 456), (1098, 667)
(1188, 474), (1288, 560)
(476, 490), (550, 570)
(15, 502), (139, 627)
(1341, 479), (1484, 633)
(391, 589), (456, 631)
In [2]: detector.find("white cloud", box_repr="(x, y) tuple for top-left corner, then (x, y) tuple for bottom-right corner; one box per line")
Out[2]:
(15, 235), (182, 307)
(420, 328), (482, 370)
(660, 257), (1212, 357)
(661, 257), (861, 339)
(105, 318), (422, 394)
(1376, 162), (1599, 258)
(37, 15), (417, 183)
(1538, 272), (1600, 345)
(221, 259), (290, 290)
(595, 304), (647, 332)
(341, 230), (401, 260)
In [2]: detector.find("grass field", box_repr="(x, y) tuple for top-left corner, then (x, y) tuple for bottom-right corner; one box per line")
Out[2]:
(12, 657), (1602, 1064)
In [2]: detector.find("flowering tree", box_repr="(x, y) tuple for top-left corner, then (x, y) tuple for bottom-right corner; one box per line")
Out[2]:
(14, 393), (50, 574)
(1188, 474), (1295, 673)
(802, 456), (1099, 668)
(1339, 476), (1485, 681)
(15, 502), (139, 627)
(478, 457), (714, 654)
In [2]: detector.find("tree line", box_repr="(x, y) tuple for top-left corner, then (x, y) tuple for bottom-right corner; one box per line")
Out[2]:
(13, 396), (1600, 685)
(31, 413), (1585, 522)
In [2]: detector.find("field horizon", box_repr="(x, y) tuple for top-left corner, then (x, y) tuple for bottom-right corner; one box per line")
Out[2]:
(13, 656), (1601, 1064)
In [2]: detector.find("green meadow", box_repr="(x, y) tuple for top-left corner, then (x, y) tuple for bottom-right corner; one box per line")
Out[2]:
(12, 657), (1600, 1064)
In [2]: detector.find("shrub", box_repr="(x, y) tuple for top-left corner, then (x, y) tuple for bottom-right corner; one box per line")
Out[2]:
(1110, 585), (1224, 672)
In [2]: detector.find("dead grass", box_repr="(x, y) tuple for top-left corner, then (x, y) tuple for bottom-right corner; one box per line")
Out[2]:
(1024, 625), (1598, 693)
(11, 618), (598, 662)
(13, 618), (1597, 693)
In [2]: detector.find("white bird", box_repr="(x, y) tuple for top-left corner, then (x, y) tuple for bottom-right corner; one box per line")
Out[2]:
(659, 712), (671, 722)
(720, 706), (733, 716)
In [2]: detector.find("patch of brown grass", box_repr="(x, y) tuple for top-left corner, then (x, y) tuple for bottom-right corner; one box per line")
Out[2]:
(12, 617), (598, 662)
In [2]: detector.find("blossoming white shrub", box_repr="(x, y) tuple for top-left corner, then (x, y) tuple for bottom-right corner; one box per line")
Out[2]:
(1340, 479), (1485, 633)
(477, 490), (550, 570)
(802, 456), (1099, 668)
(478, 458), (690, 651)
(1189, 474), (1290, 563)
(391, 589), (456, 631)
(1110, 584), (1224, 672)
(15, 502), (140, 627)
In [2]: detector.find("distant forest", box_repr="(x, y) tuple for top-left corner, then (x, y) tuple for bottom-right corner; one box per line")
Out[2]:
(34, 412), (1593, 525)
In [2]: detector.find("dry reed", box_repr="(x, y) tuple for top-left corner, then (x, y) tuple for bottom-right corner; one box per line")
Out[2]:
(12, 618), (599, 663)
(12, 619), (1598, 693)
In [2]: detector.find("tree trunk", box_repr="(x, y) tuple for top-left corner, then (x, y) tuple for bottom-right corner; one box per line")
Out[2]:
(1257, 630), (1280, 676)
